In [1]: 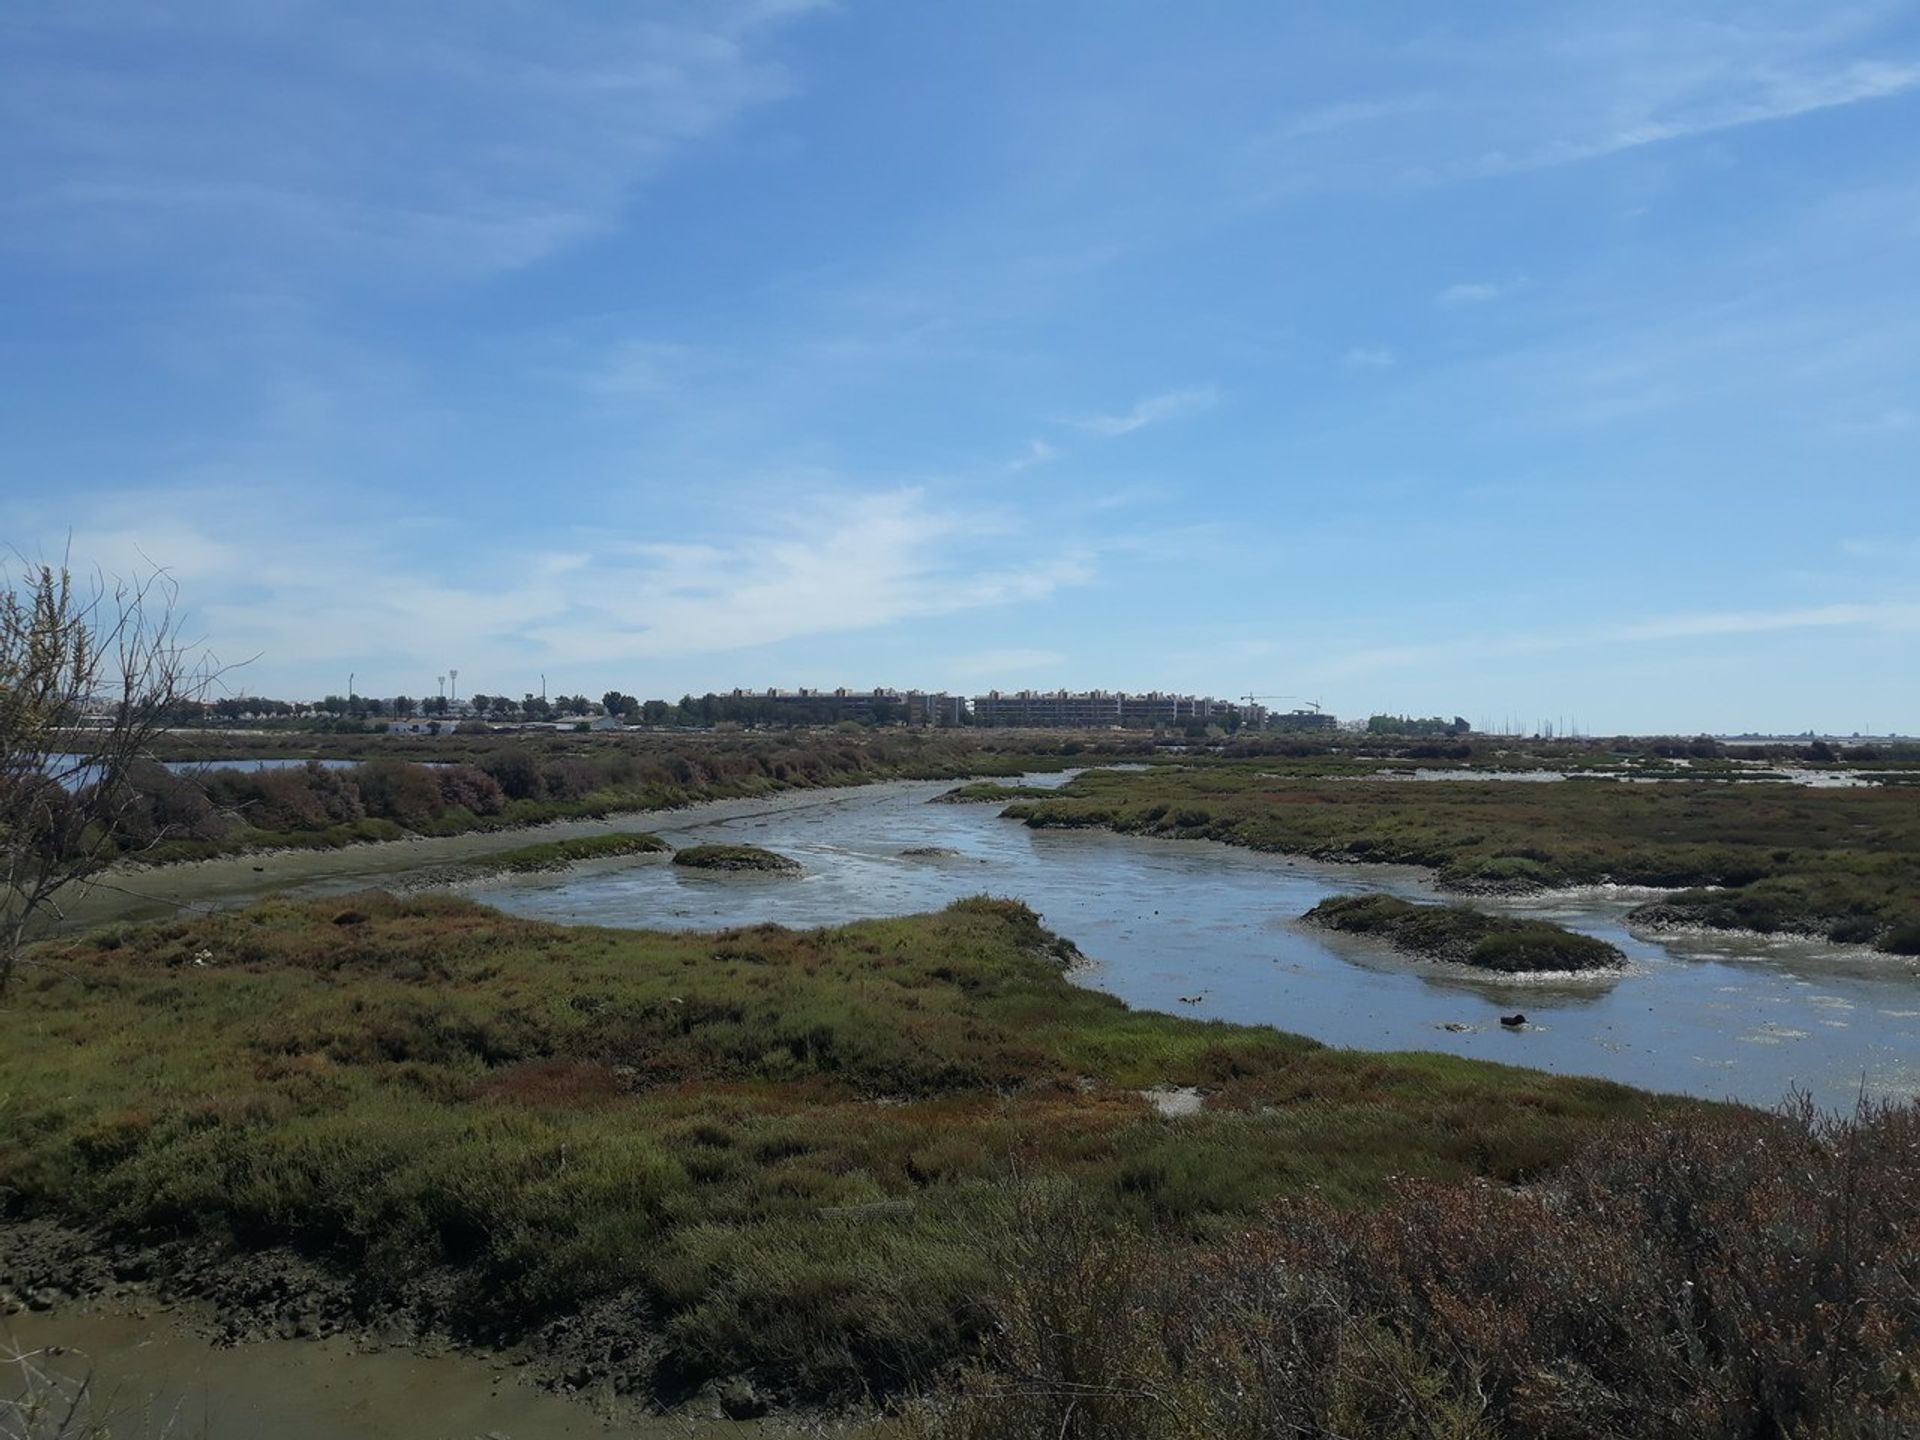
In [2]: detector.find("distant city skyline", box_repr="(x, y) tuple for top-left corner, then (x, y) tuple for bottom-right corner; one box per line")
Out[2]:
(3, 3), (1916, 733)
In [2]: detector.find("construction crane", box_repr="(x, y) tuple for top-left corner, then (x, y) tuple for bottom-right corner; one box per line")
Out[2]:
(1242, 695), (1329, 731)
(1238, 694), (1291, 731)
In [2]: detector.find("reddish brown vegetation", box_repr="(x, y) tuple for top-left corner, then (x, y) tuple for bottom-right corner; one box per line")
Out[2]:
(914, 1098), (1920, 1440)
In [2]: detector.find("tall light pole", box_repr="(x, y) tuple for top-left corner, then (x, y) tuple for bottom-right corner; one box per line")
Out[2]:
(348, 672), (355, 716)
(449, 668), (459, 703)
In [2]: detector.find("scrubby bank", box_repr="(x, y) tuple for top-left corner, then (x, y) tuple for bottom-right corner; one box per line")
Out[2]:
(1303, 895), (1625, 973)
(891, 1098), (1920, 1440)
(38, 731), (1152, 870)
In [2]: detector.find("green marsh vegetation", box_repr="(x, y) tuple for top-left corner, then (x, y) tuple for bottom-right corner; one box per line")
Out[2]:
(5, 893), (1682, 1408)
(1303, 895), (1625, 972)
(428, 831), (670, 880)
(1001, 759), (1920, 953)
(931, 781), (1065, 803)
(670, 843), (800, 872)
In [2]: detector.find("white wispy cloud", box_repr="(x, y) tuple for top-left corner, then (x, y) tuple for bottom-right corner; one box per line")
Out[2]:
(1465, 58), (1920, 177)
(941, 647), (1067, 679)
(1343, 345), (1396, 371)
(0, 2), (823, 279)
(1436, 281), (1507, 307)
(1324, 600), (1920, 678)
(1264, 96), (1432, 145)
(1009, 438), (1060, 470)
(1608, 601), (1920, 643)
(28, 486), (1098, 694)
(586, 341), (701, 399)
(1834, 406), (1916, 437)
(1073, 386), (1218, 437)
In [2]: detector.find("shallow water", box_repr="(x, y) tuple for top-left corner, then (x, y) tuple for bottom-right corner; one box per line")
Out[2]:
(44, 754), (363, 791)
(1, 1307), (753, 1439)
(453, 775), (1920, 1111)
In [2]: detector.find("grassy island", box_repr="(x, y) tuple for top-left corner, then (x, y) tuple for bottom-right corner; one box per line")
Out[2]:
(1304, 894), (1626, 973)
(931, 781), (1063, 803)
(444, 831), (670, 877)
(671, 843), (801, 873)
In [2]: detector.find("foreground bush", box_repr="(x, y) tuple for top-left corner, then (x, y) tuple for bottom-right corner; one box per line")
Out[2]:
(900, 1098), (1920, 1440)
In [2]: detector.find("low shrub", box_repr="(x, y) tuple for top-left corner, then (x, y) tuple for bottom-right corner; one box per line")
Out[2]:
(899, 1098), (1920, 1440)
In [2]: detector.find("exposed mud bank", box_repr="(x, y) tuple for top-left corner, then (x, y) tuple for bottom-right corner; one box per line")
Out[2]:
(0, 1219), (790, 1433)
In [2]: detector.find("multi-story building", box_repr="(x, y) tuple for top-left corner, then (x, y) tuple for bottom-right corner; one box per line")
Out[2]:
(969, 690), (1263, 729)
(726, 688), (964, 725)
(1270, 707), (1339, 732)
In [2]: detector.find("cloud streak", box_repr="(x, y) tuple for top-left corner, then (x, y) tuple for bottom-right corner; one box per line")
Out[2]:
(1073, 386), (1218, 437)
(1465, 58), (1920, 177)
(1326, 600), (1920, 679)
(26, 487), (1098, 694)
(0, 2), (824, 279)
(1437, 280), (1508, 307)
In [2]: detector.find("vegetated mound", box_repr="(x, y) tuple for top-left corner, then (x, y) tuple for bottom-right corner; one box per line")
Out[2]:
(1629, 883), (1920, 955)
(932, 782), (1062, 804)
(900, 846), (961, 859)
(671, 843), (801, 873)
(1304, 894), (1625, 973)
(461, 832), (669, 876)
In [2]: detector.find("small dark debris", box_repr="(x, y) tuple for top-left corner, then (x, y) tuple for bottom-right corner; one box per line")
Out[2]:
(1500, 1013), (1527, 1028)
(331, 910), (368, 927)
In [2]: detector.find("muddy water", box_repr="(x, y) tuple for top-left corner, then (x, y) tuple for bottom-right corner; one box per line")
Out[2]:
(61, 774), (1920, 1110)
(2, 1307), (751, 1439)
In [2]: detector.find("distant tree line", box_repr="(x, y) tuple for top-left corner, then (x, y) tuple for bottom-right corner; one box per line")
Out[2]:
(1366, 714), (1472, 737)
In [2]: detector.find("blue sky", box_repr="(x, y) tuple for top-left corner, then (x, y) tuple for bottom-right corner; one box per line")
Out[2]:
(3, 2), (1917, 732)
